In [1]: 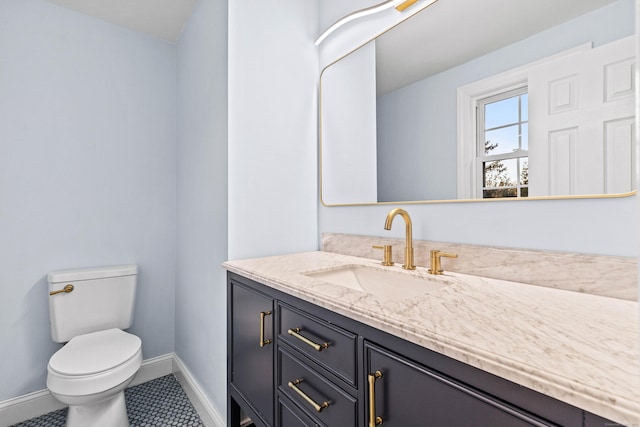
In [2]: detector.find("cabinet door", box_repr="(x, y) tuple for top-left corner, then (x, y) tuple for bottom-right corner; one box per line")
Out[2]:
(365, 343), (553, 427)
(230, 281), (275, 426)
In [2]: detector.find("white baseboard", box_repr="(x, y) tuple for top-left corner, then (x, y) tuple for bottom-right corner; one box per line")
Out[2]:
(0, 353), (185, 427)
(0, 388), (65, 427)
(131, 353), (174, 387)
(173, 355), (225, 427)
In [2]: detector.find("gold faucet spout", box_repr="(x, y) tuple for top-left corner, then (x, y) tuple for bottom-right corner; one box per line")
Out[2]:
(384, 208), (415, 270)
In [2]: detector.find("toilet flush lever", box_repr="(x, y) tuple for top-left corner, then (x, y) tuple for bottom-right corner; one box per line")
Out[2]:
(49, 284), (74, 296)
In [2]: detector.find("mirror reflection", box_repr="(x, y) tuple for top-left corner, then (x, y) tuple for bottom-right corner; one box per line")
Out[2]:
(320, 0), (635, 205)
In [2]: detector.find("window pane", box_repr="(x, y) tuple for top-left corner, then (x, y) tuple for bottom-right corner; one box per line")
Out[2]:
(484, 125), (519, 155)
(521, 123), (528, 151)
(483, 158), (517, 188)
(485, 96), (518, 129)
(477, 88), (528, 199)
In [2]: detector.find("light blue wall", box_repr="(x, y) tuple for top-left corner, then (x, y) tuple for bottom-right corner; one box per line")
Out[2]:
(376, 0), (634, 202)
(175, 0), (228, 418)
(319, 195), (638, 256)
(228, 0), (319, 260)
(0, 0), (177, 401)
(175, 0), (319, 421)
(319, 0), (638, 258)
(377, 84), (456, 201)
(0, 0), (320, 416)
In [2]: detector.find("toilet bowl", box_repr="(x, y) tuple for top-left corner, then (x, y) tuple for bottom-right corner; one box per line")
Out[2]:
(47, 329), (142, 427)
(46, 264), (141, 427)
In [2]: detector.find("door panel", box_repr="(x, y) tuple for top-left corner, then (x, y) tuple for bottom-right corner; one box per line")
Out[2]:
(528, 36), (635, 196)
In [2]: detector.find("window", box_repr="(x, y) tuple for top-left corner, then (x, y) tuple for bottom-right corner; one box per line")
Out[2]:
(476, 87), (528, 198)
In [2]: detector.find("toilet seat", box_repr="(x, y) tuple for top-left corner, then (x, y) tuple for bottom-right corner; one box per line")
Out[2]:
(47, 329), (142, 397)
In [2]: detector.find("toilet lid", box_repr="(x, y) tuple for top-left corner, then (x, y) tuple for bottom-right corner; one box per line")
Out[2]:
(49, 328), (141, 376)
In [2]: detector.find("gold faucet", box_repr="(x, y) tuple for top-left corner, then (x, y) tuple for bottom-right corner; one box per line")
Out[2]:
(372, 245), (394, 266)
(428, 250), (458, 275)
(384, 208), (415, 270)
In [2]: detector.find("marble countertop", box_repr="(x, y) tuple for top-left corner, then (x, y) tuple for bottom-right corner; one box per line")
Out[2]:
(223, 251), (639, 425)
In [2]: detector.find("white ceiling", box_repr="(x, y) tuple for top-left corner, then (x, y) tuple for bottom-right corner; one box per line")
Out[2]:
(44, 0), (198, 42)
(43, 0), (620, 80)
(376, 0), (619, 94)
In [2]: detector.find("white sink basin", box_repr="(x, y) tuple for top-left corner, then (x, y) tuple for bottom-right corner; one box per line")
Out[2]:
(305, 265), (450, 302)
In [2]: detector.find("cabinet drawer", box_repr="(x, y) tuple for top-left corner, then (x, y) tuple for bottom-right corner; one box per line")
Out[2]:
(278, 346), (357, 427)
(278, 303), (357, 385)
(278, 394), (320, 427)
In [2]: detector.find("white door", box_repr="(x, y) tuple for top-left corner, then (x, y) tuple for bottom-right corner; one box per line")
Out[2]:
(528, 36), (635, 196)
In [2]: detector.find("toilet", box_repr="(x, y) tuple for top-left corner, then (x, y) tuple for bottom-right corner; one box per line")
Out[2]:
(46, 265), (142, 427)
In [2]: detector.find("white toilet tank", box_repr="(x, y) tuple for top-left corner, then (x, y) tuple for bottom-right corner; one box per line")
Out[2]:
(48, 265), (138, 343)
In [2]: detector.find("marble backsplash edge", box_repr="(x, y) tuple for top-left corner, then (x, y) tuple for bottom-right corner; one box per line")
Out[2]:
(321, 233), (638, 301)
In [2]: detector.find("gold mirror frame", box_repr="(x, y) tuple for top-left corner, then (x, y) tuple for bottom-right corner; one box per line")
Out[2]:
(318, 1), (637, 207)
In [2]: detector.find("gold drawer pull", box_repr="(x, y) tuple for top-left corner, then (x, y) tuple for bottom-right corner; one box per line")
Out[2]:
(288, 378), (330, 412)
(368, 371), (383, 427)
(287, 328), (329, 352)
(49, 284), (74, 296)
(259, 311), (272, 347)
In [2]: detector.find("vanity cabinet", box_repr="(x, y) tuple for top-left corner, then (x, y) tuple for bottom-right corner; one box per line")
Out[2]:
(227, 272), (616, 427)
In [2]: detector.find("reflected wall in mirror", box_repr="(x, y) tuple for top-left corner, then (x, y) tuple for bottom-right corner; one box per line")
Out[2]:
(320, 0), (636, 205)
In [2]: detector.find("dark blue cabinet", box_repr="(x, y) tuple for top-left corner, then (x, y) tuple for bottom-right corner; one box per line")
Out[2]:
(227, 272), (616, 427)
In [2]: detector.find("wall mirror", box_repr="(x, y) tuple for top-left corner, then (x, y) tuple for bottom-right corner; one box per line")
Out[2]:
(319, 0), (636, 206)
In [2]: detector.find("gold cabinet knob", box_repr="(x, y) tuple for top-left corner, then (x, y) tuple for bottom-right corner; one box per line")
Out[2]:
(288, 328), (329, 351)
(259, 310), (272, 347)
(368, 370), (383, 426)
(288, 378), (330, 412)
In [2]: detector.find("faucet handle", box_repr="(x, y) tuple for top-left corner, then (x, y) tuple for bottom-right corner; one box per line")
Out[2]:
(428, 250), (458, 275)
(372, 245), (394, 266)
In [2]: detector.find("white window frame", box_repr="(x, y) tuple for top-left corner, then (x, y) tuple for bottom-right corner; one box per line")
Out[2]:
(456, 43), (591, 199)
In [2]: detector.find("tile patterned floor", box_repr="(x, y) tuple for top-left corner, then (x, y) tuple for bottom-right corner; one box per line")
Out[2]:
(11, 374), (206, 427)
